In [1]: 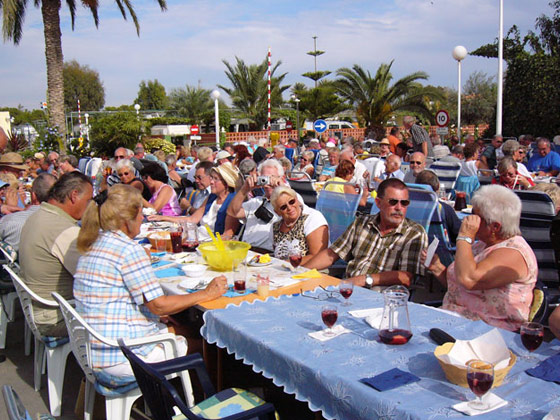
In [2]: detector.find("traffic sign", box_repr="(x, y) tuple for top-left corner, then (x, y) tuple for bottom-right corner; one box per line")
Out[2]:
(314, 119), (327, 133)
(190, 125), (199, 135)
(436, 110), (449, 127)
(436, 127), (449, 135)
(285, 121), (293, 132)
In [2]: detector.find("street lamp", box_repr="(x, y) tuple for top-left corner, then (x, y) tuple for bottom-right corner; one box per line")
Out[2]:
(452, 45), (468, 142)
(496, 0), (504, 135)
(134, 103), (140, 117)
(211, 90), (221, 148)
(291, 94), (300, 141)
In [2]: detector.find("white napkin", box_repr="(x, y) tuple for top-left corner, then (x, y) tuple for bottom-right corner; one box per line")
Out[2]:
(348, 308), (383, 318)
(453, 393), (507, 416)
(308, 325), (350, 341)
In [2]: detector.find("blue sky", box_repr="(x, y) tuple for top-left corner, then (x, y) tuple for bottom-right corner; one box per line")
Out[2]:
(0, 0), (553, 110)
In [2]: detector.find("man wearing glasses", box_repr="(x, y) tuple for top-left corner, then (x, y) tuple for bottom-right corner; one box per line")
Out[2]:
(305, 178), (427, 289)
(527, 137), (560, 177)
(180, 161), (213, 215)
(480, 134), (503, 170)
(403, 152), (426, 184)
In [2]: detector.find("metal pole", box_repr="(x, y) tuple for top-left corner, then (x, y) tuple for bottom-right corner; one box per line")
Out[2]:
(296, 100), (300, 141)
(496, 0), (504, 135)
(214, 98), (220, 149)
(457, 60), (462, 142)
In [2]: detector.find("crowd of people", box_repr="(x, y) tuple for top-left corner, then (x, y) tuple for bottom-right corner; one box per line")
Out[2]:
(1, 116), (560, 381)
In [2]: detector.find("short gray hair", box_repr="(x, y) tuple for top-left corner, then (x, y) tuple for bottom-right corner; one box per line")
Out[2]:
(258, 138), (269, 147)
(270, 186), (297, 210)
(502, 140), (520, 156)
(32, 173), (57, 203)
(497, 156), (517, 174)
(403, 116), (415, 125)
(197, 147), (213, 162)
(48, 171), (92, 203)
(274, 144), (286, 154)
(59, 154), (78, 168)
(302, 150), (315, 161)
(471, 185), (521, 238)
(116, 158), (136, 172)
(258, 158), (284, 177)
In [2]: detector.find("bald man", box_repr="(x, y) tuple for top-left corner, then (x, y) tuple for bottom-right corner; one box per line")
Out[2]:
(403, 152), (426, 184)
(372, 154), (404, 188)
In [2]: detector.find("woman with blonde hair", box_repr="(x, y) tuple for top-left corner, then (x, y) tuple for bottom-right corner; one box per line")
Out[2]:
(74, 184), (227, 376)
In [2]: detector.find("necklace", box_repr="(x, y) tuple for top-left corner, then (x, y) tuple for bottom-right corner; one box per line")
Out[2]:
(283, 215), (300, 229)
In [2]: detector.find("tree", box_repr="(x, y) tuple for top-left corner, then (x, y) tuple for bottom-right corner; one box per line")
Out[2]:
(335, 61), (444, 136)
(471, 1), (560, 137)
(291, 81), (349, 121)
(168, 85), (213, 125)
(219, 56), (290, 130)
(63, 60), (105, 112)
(1, 0), (167, 148)
(136, 79), (168, 110)
(302, 36), (331, 88)
(461, 71), (497, 125)
(88, 112), (142, 156)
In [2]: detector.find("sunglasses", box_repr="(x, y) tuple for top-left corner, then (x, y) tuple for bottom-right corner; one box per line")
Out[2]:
(118, 171), (131, 177)
(409, 161), (423, 165)
(115, 155), (126, 160)
(279, 198), (297, 211)
(387, 199), (410, 207)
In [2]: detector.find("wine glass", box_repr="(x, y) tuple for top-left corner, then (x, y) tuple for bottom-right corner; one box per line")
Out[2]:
(321, 304), (338, 337)
(466, 360), (494, 411)
(520, 322), (544, 358)
(339, 279), (354, 306)
(288, 249), (302, 272)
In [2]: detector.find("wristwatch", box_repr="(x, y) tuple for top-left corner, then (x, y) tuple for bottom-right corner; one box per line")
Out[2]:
(456, 236), (473, 244)
(364, 274), (374, 289)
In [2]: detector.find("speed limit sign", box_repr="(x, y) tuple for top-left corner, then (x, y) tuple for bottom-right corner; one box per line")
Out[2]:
(436, 110), (449, 127)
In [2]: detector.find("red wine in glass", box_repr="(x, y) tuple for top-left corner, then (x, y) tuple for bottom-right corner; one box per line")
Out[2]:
(378, 328), (413, 345)
(521, 329), (544, 352)
(170, 231), (183, 253)
(340, 289), (353, 299)
(467, 372), (494, 397)
(182, 241), (199, 252)
(289, 254), (302, 269)
(234, 280), (246, 292)
(321, 308), (338, 328)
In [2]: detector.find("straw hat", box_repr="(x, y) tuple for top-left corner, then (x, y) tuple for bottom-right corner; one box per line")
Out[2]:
(0, 152), (28, 170)
(216, 150), (232, 160)
(379, 138), (391, 146)
(212, 162), (240, 189)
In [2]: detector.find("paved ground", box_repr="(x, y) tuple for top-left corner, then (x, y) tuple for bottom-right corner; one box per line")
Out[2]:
(0, 306), (321, 420)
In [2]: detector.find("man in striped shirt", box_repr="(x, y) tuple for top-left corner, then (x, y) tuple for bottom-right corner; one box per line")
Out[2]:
(403, 115), (434, 158)
(304, 178), (427, 289)
(0, 173), (56, 251)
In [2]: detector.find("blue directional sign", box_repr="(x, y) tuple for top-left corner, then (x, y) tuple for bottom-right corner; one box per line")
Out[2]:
(313, 119), (327, 133)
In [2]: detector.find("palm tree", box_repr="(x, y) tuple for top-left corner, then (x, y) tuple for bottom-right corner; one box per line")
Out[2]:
(168, 85), (214, 125)
(219, 56), (290, 130)
(1, 0), (167, 149)
(335, 61), (444, 134)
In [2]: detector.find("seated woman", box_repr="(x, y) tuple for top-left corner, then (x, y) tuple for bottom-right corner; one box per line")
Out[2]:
(492, 157), (534, 190)
(425, 185), (537, 331)
(165, 155), (184, 193)
(149, 162), (240, 240)
(74, 184), (227, 376)
(323, 160), (368, 207)
(115, 158), (151, 201)
(140, 161), (181, 216)
(291, 151), (315, 179)
(270, 186), (329, 265)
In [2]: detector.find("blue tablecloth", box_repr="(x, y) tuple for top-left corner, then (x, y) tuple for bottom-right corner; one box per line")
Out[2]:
(201, 286), (560, 420)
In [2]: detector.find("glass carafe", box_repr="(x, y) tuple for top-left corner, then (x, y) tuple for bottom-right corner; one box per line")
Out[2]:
(379, 285), (412, 345)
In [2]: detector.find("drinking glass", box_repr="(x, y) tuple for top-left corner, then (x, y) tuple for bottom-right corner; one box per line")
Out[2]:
(181, 222), (199, 252)
(154, 236), (168, 253)
(169, 225), (183, 253)
(520, 322), (544, 357)
(339, 279), (354, 306)
(321, 304), (338, 337)
(232, 260), (246, 293)
(466, 360), (494, 410)
(288, 249), (302, 271)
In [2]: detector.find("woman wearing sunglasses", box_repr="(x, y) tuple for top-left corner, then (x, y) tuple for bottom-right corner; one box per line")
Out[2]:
(270, 186), (328, 264)
(291, 150), (315, 180)
(115, 159), (151, 201)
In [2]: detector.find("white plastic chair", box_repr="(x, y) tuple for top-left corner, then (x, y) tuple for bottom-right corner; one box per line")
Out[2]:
(52, 292), (194, 420)
(3, 264), (71, 417)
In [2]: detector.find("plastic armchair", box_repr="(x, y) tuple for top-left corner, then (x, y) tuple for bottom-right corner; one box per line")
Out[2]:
(0, 242), (20, 351)
(51, 292), (194, 420)
(119, 339), (277, 420)
(287, 177), (318, 208)
(316, 180), (362, 242)
(3, 385), (55, 420)
(3, 264), (71, 417)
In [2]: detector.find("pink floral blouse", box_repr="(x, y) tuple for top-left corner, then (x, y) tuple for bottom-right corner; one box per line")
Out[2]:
(442, 236), (537, 331)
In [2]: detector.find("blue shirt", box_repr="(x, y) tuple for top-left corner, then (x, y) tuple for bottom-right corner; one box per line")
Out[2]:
(527, 151), (560, 173)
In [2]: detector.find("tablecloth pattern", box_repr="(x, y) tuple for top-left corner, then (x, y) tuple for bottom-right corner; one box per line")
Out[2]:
(201, 286), (560, 420)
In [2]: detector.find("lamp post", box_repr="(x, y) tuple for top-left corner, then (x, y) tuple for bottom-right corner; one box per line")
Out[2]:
(211, 90), (221, 148)
(452, 45), (467, 142)
(496, 0), (504, 135)
(134, 103), (140, 117)
(291, 94), (300, 141)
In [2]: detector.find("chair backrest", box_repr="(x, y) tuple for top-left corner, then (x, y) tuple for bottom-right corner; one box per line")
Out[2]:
(51, 292), (104, 384)
(2, 385), (35, 420)
(284, 147), (295, 164)
(428, 161), (461, 192)
(3, 264), (58, 340)
(477, 169), (495, 186)
(119, 341), (192, 420)
(287, 179), (317, 208)
(287, 171), (312, 181)
(400, 162), (410, 174)
(513, 190), (558, 286)
(0, 241), (18, 268)
(406, 188), (439, 232)
(316, 181), (362, 242)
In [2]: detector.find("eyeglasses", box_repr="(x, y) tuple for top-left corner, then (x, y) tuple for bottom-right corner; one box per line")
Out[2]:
(279, 198), (297, 211)
(118, 171), (130, 177)
(115, 155), (126, 160)
(194, 175), (208, 180)
(387, 199), (410, 207)
(300, 286), (340, 301)
(409, 161), (423, 165)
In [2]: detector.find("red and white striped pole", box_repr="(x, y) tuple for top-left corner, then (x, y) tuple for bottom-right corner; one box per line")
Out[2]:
(267, 47), (271, 131)
(77, 99), (82, 136)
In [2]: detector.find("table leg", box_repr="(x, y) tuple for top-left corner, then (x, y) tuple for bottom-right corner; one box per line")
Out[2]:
(217, 347), (223, 391)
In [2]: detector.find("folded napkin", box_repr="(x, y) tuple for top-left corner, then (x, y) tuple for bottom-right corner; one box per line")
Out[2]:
(292, 269), (322, 279)
(452, 393), (507, 416)
(308, 325), (350, 342)
(526, 353), (560, 384)
(154, 267), (184, 279)
(151, 252), (167, 257)
(224, 287), (255, 298)
(349, 308), (383, 318)
(360, 368), (420, 391)
(152, 260), (173, 269)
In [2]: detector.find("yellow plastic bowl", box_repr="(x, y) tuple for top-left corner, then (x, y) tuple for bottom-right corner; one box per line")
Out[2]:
(198, 241), (251, 272)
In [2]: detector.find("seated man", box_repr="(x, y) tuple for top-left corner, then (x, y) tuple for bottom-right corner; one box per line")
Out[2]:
(371, 154), (405, 188)
(305, 178), (427, 288)
(527, 137), (560, 176)
(19, 172), (93, 337)
(403, 152), (426, 184)
(180, 161), (213, 215)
